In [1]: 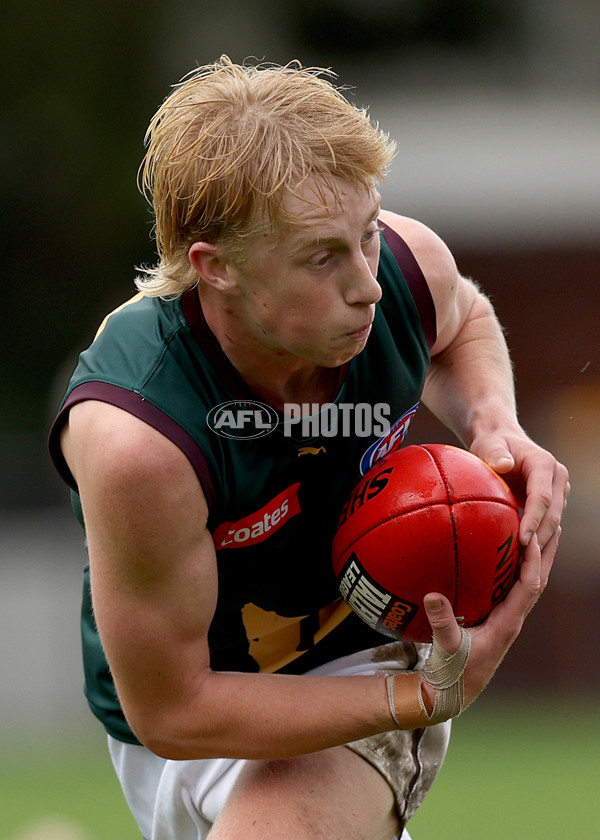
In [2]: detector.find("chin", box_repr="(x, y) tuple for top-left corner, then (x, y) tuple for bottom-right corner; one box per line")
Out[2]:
(326, 345), (366, 368)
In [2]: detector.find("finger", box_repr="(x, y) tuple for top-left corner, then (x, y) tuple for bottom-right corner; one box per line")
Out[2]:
(519, 471), (552, 546)
(539, 525), (561, 590)
(520, 459), (569, 548)
(424, 593), (463, 654)
(483, 447), (515, 474)
(494, 535), (543, 628)
(536, 464), (569, 550)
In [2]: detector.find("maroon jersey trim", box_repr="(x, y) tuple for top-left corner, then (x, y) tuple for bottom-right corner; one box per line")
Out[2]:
(49, 381), (216, 508)
(379, 221), (437, 350)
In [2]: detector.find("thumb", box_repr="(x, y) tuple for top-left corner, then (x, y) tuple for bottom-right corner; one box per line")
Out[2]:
(424, 593), (463, 655)
(481, 445), (515, 475)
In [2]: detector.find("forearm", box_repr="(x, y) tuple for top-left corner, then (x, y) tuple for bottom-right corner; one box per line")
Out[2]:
(138, 531), (553, 763)
(124, 667), (428, 761)
(423, 292), (521, 446)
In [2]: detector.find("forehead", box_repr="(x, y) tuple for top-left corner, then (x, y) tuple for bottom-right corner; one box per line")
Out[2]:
(236, 178), (380, 265)
(258, 178), (380, 251)
(284, 178), (379, 229)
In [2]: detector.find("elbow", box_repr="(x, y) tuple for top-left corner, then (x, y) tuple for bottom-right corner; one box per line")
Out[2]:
(137, 733), (197, 762)
(128, 713), (205, 761)
(122, 696), (223, 761)
(114, 667), (224, 760)
(129, 716), (184, 760)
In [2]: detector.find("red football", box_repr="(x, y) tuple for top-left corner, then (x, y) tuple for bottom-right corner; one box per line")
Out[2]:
(332, 444), (521, 643)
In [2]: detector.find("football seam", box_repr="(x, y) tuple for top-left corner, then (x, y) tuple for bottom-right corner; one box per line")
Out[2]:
(428, 447), (460, 610)
(333, 496), (517, 558)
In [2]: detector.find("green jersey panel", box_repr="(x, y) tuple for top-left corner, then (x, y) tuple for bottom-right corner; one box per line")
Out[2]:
(49, 224), (436, 743)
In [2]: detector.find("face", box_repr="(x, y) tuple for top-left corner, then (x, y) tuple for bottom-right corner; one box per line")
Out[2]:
(224, 179), (383, 369)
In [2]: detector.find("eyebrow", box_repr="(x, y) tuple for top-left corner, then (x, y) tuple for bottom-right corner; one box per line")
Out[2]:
(289, 199), (382, 255)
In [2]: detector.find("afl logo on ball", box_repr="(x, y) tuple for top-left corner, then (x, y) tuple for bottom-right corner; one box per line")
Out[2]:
(207, 400), (279, 439)
(359, 403), (419, 475)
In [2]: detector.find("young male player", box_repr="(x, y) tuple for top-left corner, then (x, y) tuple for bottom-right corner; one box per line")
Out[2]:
(49, 57), (569, 840)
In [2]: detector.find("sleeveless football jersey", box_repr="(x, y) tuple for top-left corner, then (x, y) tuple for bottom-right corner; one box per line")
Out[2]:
(49, 223), (436, 743)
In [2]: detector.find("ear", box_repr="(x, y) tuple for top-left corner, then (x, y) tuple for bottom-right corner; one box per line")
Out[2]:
(188, 242), (241, 295)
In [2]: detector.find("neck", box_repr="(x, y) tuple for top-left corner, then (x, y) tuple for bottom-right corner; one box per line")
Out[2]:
(244, 366), (340, 412)
(198, 288), (340, 411)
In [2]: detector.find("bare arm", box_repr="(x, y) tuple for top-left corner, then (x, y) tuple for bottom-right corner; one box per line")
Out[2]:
(62, 401), (425, 760)
(62, 399), (551, 762)
(379, 210), (570, 556)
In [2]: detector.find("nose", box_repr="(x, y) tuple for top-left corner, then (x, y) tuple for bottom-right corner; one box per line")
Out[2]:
(344, 252), (382, 306)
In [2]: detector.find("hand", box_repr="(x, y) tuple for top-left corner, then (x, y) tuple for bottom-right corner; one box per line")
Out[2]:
(423, 528), (557, 710)
(470, 430), (569, 561)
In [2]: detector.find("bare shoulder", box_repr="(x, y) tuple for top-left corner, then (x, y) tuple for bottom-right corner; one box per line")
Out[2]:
(64, 400), (186, 476)
(379, 209), (481, 353)
(62, 400), (209, 527)
(378, 209), (459, 283)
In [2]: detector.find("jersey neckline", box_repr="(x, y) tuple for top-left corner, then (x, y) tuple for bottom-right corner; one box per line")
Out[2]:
(180, 289), (351, 411)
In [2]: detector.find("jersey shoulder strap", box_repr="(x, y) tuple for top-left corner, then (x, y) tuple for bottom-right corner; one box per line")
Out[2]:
(379, 220), (437, 350)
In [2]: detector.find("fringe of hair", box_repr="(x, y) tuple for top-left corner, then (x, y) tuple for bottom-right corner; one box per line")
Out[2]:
(135, 56), (395, 299)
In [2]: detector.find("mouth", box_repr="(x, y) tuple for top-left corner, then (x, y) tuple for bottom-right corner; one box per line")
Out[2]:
(347, 320), (373, 340)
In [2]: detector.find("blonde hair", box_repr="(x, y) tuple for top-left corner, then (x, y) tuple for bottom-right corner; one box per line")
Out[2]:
(136, 56), (396, 298)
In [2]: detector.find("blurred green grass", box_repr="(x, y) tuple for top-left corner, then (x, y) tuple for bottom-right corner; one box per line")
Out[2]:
(0, 697), (596, 839)
(0, 727), (138, 840)
(410, 696), (598, 839)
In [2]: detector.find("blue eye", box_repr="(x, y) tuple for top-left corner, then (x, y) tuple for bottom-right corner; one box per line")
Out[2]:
(308, 253), (331, 268)
(362, 224), (381, 244)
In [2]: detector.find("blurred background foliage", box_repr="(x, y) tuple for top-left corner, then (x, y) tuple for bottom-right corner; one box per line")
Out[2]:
(1, 1), (599, 836)
(1, 0), (599, 758)
(2, 0), (598, 498)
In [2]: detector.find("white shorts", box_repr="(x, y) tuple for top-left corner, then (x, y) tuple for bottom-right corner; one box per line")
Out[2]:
(108, 641), (450, 840)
